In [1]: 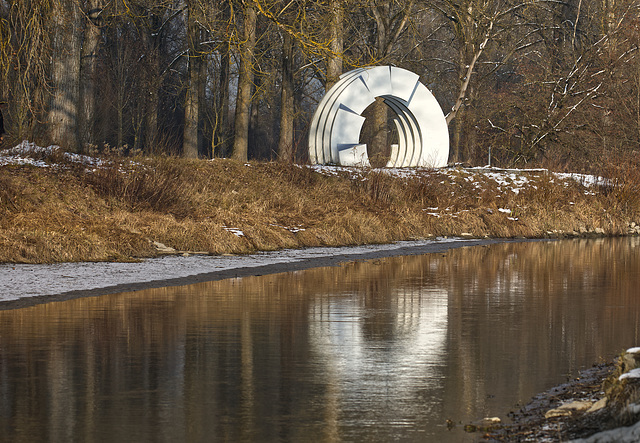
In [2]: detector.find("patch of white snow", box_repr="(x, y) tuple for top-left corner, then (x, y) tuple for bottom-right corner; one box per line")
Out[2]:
(619, 368), (640, 380)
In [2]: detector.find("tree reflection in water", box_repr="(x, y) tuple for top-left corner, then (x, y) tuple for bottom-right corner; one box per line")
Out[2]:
(0, 237), (638, 442)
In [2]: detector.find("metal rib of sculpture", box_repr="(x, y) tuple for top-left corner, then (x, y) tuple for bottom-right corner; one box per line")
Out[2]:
(309, 66), (449, 168)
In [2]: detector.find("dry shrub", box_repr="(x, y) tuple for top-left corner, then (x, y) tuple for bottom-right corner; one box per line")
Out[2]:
(134, 214), (252, 255)
(600, 154), (640, 217)
(241, 224), (300, 251)
(0, 172), (22, 214)
(258, 161), (319, 188)
(83, 158), (197, 218)
(350, 169), (401, 205)
(402, 170), (448, 207)
(601, 354), (640, 428)
(4, 144), (70, 165)
(517, 175), (564, 207)
(312, 211), (380, 246)
(0, 211), (152, 263)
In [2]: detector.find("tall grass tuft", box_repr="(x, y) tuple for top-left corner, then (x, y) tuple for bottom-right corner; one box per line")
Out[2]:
(602, 154), (640, 217)
(82, 158), (197, 218)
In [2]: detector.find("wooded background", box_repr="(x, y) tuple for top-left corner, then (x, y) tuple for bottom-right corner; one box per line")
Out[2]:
(0, 0), (638, 169)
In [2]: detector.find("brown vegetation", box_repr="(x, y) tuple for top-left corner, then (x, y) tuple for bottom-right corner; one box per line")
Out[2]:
(1, 150), (639, 264)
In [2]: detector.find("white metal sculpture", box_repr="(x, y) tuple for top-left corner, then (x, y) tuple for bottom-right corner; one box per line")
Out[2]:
(309, 66), (449, 168)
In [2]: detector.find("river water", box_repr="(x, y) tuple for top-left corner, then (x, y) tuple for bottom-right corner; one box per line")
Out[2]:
(0, 238), (639, 442)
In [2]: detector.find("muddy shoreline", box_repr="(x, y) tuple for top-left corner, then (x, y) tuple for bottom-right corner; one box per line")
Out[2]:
(478, 362), (618, 441)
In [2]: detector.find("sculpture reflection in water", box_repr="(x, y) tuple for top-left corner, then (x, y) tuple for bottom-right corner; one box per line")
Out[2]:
(308, 66), (450, 168)
(1, 238), (640, 442)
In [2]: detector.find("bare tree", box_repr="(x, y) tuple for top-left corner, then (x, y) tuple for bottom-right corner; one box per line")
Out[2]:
(183, 0), (203, 158)
(278, 32), (295, 161)
(326, 0), (344, 91)
(1, 0), (638, 170)
(79, 0), (104, 151)
(0, 1), (52, 142)
(232, 2), (257, 162)
(49, 0), (82, 150)
(366, 0), (414, 164)
(139, 2), (171, 155)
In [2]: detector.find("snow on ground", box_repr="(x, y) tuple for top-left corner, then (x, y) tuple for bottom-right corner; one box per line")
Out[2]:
(308, 163), (606, 194)
(0, 140), (104, 168)
(222, 226), (245, 237)
(0, 239), (473, 303)
(1, 141), (607, 194)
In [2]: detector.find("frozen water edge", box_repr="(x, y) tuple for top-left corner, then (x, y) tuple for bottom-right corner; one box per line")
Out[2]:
(0, 237), (522, 308)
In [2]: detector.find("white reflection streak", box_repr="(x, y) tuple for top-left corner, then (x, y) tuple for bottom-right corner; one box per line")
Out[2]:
(390, 288), (448, 399)
(307, 287), (448, 417)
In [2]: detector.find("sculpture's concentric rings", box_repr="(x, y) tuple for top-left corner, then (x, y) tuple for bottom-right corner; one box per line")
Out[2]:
(309, 66), (449, 168)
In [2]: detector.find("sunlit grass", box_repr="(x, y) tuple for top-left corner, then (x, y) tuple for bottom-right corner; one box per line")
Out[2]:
(0, 150), (638, 263)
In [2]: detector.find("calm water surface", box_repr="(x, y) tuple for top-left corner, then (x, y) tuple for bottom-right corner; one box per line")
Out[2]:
(1, 238), (639, 442)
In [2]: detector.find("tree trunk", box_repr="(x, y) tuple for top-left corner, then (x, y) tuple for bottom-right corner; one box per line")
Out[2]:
(368, 3), (391, 163)
(112, 1), (125, 150)
(212, 2), (231, 158)
(326, 0), (343, 91)
(464, 84), (478, 164)
(365, 1), (413, 165)
(451, 107), (464, 164)
(198, 44), (208, 156)
(215, 41), (231, 157)
(183, 1), (201, 159)
(233, 5), (256, 162)
(50, 0), (81, 151)
(79, 0), (102, 152)
(143, 12), (162, 155)
(249, 75), (260, 158)
(369, 99), (388, 166)
(278, 32), (295, 161)
(232, 4), (256, 162)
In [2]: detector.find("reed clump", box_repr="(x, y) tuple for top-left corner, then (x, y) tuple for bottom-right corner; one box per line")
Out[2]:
(0, 152), (638, 263)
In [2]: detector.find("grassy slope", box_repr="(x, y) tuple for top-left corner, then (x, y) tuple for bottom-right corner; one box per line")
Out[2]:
(1, 153), (639, 263)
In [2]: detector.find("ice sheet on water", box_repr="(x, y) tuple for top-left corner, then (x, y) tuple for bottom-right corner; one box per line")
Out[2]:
(0, 239), (477, 303)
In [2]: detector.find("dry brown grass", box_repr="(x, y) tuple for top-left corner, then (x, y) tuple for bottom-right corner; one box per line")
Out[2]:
(0, 154), (638, 263)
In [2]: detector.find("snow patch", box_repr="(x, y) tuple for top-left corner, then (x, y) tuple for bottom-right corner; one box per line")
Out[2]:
(619, 368), (640, 380)
(0, 141), (104, 168)
(222, 226), (245, 237)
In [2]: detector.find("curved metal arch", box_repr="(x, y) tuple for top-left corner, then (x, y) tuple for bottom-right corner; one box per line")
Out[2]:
(308, 66), (449, 168)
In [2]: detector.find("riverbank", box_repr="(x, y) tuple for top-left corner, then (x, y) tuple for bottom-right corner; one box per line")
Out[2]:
(1, 142), (639, 264)
(477, 347), (640, 442)
(475, 362), (617, 441)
